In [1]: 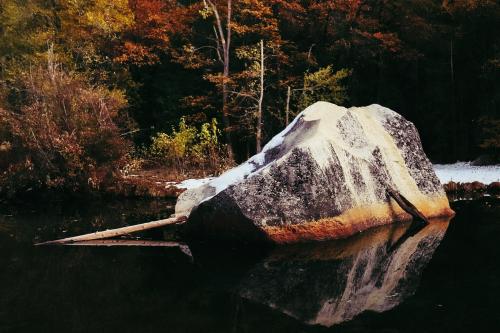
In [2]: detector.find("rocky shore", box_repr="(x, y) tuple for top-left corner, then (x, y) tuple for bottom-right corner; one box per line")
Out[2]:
(444, 181), (500, 195)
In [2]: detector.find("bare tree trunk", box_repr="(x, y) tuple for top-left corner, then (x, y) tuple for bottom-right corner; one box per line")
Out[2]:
(256, 40), (264, 153)
(222, 0), (233, 159)
(285, 85), (291, 126)
(206, 0), (234, 160)
(222, 79), (233, 159)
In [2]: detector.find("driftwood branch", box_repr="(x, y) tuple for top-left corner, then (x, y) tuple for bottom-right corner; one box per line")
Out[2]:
(36, 216), (187, 246)
(386, 187), (429, 224)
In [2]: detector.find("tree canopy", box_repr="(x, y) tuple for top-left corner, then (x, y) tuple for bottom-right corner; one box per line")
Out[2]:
(0, 0), (498, 194)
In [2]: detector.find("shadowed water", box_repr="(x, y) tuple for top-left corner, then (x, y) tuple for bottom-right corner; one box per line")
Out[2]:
(0, 197), (499, 332)
(238, 218), (449, 327)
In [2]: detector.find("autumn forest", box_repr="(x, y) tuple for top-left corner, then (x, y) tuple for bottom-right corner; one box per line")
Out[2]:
(0, 0), (498, 197)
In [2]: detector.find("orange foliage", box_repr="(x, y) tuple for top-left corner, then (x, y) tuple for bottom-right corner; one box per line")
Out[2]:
(114, 0), (191, 65)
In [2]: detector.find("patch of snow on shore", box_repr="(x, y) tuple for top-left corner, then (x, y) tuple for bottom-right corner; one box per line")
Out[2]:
(434, 162), (500, 184)
(176, 177), (214, 190)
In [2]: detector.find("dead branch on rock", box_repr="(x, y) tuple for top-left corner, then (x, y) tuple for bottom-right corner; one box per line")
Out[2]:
(386, 187), (429, 224)
(35, 216), (187, 246)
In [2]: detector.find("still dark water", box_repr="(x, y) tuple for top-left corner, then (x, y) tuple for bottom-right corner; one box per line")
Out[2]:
(0, 196), (499, 333)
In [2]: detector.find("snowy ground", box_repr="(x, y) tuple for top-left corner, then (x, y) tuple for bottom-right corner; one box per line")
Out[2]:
(433, 162), (499, 184)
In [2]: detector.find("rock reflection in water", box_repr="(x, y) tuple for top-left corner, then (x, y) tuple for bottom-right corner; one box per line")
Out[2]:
(238, 218), (451, 327)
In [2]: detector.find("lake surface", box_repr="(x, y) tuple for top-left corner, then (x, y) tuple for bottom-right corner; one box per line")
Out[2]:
(0, 196), (499, 333)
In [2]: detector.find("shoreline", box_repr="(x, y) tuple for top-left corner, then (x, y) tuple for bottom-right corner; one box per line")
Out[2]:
(113, 162), (500, 200)
(2, 163), (498, 203)
(109, 174), (500, 203)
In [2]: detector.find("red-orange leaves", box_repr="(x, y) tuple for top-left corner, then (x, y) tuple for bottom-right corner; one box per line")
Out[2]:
(114, 0), (190, 65)
(373, 32), (401, 53)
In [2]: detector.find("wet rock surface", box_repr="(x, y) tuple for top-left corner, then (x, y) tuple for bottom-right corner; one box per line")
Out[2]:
(177, 102), (454, 243)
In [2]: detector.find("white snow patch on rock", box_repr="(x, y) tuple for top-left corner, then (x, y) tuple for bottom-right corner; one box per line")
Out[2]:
(433, 162), (500, 184)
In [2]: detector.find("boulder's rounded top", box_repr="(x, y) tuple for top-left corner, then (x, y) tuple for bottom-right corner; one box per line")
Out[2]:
(299, 102), (400, 127)
(301, 101), (347, 121)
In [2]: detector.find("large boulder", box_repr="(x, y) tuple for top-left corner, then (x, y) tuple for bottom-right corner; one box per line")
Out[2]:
(176, 102), (454, 243)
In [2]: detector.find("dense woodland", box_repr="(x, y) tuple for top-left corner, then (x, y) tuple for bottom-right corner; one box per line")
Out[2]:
(0, 0), (498, 196)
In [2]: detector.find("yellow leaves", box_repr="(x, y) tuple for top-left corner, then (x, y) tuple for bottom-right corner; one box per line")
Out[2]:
(0, 0), (53, 65)
(235, 45), (260, 61)
(235, 44), (262, 80)
(0, 0), (137, 74)
(199, 6), (213, 19)
(84, 0), (134, 34)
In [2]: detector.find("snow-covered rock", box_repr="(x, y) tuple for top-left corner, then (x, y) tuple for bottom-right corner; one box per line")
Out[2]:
(176, 102), (454, 243)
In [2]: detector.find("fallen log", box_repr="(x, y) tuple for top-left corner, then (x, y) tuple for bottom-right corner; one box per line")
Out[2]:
(386, 187), (429, 224)
(35, 216), (187, 246)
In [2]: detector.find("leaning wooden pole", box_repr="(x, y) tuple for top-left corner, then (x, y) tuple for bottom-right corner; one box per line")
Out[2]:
(386, 187), (429, 224)
(36, 216), (187, 246)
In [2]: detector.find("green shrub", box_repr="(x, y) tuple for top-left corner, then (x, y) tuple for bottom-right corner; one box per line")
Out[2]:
(299, 66), (351, 110)
(149, 118), (197, 164)
(147, 117), (228, 175)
